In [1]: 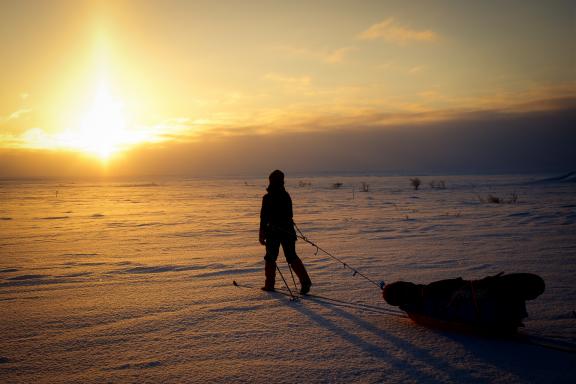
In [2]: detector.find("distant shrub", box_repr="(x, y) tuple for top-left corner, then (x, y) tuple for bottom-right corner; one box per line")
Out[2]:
(477, 193), (519, 204)
(332, 182), (343, 189)
(487, 194), (502, 204)
(410, 178), (421, 190)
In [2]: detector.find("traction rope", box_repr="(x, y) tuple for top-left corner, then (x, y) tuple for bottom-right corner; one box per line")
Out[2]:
(293, 222), (385, 291)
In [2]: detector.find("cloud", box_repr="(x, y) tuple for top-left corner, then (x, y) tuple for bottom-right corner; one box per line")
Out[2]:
(151, 91), (576, 149)
(263, 73), (312, 92)
(139, 84), (576, 143)
(0, 113), (208, 155)
(156, 106), (576, 176)
(7, 108), (33, 121)
(2, 80), (574, 167)
(1, 99), (574, 178)
(408, 65), (425, 74)
(358, 18), (437, 44)
(275, 45), (355, 64)
(0, 108), (33, 126)
(324, 47), (355, 63)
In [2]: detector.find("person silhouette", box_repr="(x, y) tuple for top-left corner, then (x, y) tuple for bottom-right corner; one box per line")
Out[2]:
(259, 170), (312, 294)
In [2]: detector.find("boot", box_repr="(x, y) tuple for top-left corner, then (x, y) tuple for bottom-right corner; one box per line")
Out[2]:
(290, 258), (312, 295)
(262, 261), (276, 291)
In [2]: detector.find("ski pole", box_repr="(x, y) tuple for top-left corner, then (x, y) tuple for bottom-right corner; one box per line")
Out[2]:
(276, 265), (298, 301)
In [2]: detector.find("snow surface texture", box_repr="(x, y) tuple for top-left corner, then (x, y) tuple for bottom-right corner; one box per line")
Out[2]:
(1, 174), (575, 383)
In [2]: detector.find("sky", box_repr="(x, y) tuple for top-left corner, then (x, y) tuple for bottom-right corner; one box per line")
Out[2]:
(0, 0), (574, 178)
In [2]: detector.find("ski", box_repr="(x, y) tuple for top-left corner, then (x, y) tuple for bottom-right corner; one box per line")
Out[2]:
(232, 280), (402, 315)
(233, 280), (300, 301)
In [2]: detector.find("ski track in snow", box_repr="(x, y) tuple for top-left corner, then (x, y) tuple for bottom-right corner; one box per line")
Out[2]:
(1, 174), (575, 383)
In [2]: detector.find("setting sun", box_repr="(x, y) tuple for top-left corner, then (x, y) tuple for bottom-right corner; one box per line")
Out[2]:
(63, 81), (130, 160)
(51, 73), (163, 162)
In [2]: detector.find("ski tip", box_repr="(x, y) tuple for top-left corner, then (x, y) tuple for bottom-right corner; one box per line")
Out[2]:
(233, 280), (238, 286)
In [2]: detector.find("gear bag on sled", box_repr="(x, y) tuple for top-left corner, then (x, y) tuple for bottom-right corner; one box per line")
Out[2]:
(382, 273), (545, 334)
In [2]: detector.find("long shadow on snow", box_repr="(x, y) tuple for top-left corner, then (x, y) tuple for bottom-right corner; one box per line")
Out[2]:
(322, 299), (576, 382)
(312, 299), (480, 383)
(281, 295), (466, 383)
(437, 329), (576, 383)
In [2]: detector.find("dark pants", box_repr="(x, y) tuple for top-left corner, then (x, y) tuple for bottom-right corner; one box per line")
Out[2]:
(264, 237), (299, 264)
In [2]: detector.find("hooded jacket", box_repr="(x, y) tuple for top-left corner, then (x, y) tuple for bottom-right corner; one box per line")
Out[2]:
(259, 184), (297, 240)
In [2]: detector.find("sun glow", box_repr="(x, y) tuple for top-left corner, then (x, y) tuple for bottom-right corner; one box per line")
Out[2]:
(60, 82), (129, 160)
(45, 24), (161, 161)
